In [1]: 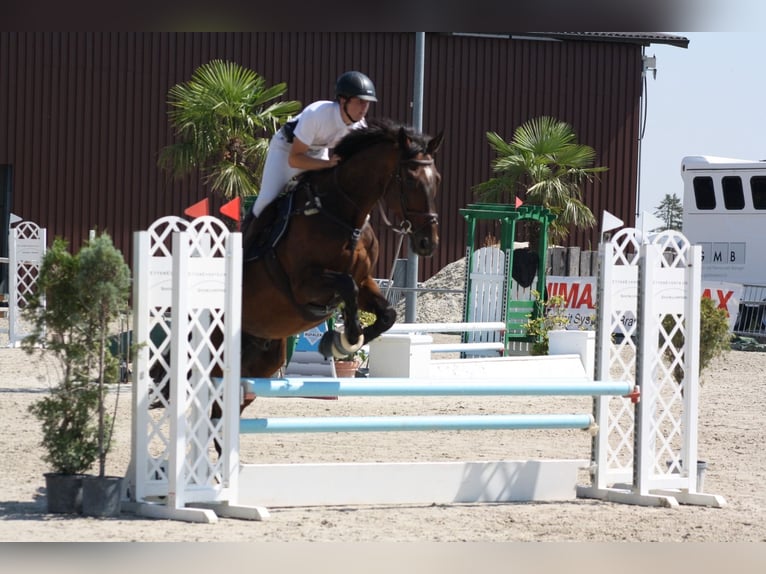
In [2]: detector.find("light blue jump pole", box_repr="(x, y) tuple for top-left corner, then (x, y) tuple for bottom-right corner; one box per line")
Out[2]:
(239, 377), (634, 398)
(236, 377), (634, 435)
(240, 413), (595, 434)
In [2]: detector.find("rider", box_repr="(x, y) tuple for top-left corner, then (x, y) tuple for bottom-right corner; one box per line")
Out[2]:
(248, 70), (378, 218)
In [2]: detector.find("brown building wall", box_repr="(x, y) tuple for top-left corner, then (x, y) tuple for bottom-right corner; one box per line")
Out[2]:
(0, 32), (642, 281)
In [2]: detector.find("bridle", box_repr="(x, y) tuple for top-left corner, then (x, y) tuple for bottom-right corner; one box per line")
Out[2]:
(376, 156), (439, 238)
(308, 153), (439, 251)
(376, 155), (440, 298)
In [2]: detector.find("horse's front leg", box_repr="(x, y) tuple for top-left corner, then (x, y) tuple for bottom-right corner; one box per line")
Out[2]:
(304, 270), (365, 359)
(357, 275), (397, 344)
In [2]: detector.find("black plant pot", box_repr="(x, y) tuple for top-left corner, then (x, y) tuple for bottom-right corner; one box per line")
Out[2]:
(44, 472), (85, 514)
(81, 475), (124, 517)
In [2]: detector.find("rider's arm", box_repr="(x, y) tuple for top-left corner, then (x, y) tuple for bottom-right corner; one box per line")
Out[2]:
(288, 136), (340, 171)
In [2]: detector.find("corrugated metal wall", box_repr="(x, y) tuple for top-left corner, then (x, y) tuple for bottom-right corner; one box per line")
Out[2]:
(0, 32), (642, 281)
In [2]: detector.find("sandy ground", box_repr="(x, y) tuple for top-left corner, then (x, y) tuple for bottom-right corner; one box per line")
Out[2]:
(1, 331), (765, 547)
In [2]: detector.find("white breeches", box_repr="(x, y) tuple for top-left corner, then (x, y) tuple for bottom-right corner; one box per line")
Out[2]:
(251, 132), (327, 217)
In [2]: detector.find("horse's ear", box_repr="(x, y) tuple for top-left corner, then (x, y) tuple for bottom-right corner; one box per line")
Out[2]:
(398, 127), (411, 150)
(427, 131), (444, 155)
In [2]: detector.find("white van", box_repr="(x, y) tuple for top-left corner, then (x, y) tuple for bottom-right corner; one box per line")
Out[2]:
(681, 155), (766, 336)
(681, 155), (766, 286)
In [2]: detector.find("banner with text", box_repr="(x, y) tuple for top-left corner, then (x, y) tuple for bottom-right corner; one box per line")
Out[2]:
(546, 276), (743, 332)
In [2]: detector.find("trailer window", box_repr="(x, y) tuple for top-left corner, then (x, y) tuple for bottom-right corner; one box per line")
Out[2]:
(752, 177), (766, 209)
(693, 177), (716, 210)
(722, 176), (745, 209)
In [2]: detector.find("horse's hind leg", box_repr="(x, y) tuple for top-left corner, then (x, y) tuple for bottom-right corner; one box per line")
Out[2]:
(208, 332), (283, 418)
(207, 334), (284, 458)
(240, 333), (286, 413)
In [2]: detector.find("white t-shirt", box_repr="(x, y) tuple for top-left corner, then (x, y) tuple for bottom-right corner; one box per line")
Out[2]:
(251, 100), (366, 216)
(292, 100), (366, 156)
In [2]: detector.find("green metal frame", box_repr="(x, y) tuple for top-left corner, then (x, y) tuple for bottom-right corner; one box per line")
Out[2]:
(459, 203), (556, 352)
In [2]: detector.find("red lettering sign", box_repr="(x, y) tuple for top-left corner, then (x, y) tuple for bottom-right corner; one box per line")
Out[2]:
(547, 281), (595, 310)
(702, 287), (735, 316)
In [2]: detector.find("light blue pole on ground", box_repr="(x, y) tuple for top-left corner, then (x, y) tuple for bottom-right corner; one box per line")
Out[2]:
(240, 413), (595, 434)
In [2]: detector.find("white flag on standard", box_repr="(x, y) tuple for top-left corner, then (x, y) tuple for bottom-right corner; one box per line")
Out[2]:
(600, 210), (624, 235)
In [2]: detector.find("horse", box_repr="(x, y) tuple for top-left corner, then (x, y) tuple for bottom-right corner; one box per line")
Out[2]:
(233, 119), (444, 413)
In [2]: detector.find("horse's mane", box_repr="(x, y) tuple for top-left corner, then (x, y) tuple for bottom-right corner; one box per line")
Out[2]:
(333, 118), (427, 161)
(293, 119), (428, 189)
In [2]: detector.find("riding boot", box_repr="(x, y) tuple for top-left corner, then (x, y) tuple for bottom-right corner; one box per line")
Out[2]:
(241, 210), (259, 261)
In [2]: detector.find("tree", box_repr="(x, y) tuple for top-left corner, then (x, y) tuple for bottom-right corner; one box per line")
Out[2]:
(653, 193), (683, 231)
(158, 60), (301, 199)
(24, 234), (131, 478)
(76, 233), (132, 477)
(24, 239), (100, 476)
(473, 116), (607, 246)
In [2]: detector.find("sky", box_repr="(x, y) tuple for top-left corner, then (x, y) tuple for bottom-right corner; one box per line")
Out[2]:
(637, 31), (766, 217)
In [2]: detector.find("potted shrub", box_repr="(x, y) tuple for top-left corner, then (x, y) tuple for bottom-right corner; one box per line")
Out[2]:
(27, 379), (100, 513)
(332, 310), (374, 378)
(525, 290), (570, 355)
(663, 295), (733, 385)
(334, 346), (368, 378)
(23, 239), (99, 513)
(23, 233), (132, 516)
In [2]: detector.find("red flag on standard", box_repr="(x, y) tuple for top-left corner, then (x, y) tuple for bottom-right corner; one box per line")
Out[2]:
(515, 196), (523, 208)
(184, 198), (209, 218)
(220, 197), (241, 221)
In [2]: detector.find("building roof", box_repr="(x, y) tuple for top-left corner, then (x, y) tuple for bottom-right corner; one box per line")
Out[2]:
(448, 32), (689, 49)
(524, 32), (690, 48)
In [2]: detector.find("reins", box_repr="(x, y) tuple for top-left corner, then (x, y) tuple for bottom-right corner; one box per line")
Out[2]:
(383, 227), (408, 300)
(308, 154), (437, 256)
(376, 156), (438, 237)
(378, 157), (438, 300)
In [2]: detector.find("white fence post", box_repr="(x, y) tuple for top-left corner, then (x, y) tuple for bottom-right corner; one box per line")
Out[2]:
(580, 230), (725, 508)
(7, 220), (46, 347)
(126, 215), (265, 523)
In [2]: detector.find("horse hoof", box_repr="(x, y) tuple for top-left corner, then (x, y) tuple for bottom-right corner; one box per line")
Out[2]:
(241, 380), (257, 404)
(337, 331), (364, 356)
(319, 330), (364, 359)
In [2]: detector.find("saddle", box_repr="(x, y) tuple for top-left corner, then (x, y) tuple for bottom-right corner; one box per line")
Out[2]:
(242, 180), (305, 263)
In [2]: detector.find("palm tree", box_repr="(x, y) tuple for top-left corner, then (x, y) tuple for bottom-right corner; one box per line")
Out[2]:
(158, 60), (301, 199)
(473, 116), (607, 246)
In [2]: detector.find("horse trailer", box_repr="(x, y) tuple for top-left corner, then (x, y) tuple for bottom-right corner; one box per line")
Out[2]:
(681, 155), (766, 336)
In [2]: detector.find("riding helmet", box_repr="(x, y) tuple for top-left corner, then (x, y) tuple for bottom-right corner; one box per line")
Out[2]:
(335, 71), (378, 102)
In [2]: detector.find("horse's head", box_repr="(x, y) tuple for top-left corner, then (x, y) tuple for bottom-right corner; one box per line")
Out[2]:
(383, 127), (444, 257)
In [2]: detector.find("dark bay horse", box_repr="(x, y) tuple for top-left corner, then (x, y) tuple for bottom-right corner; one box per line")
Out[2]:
(237, 119), (443, 411)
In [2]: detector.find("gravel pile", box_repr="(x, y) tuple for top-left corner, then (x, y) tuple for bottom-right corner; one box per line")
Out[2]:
(393, 258), (467, 324)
